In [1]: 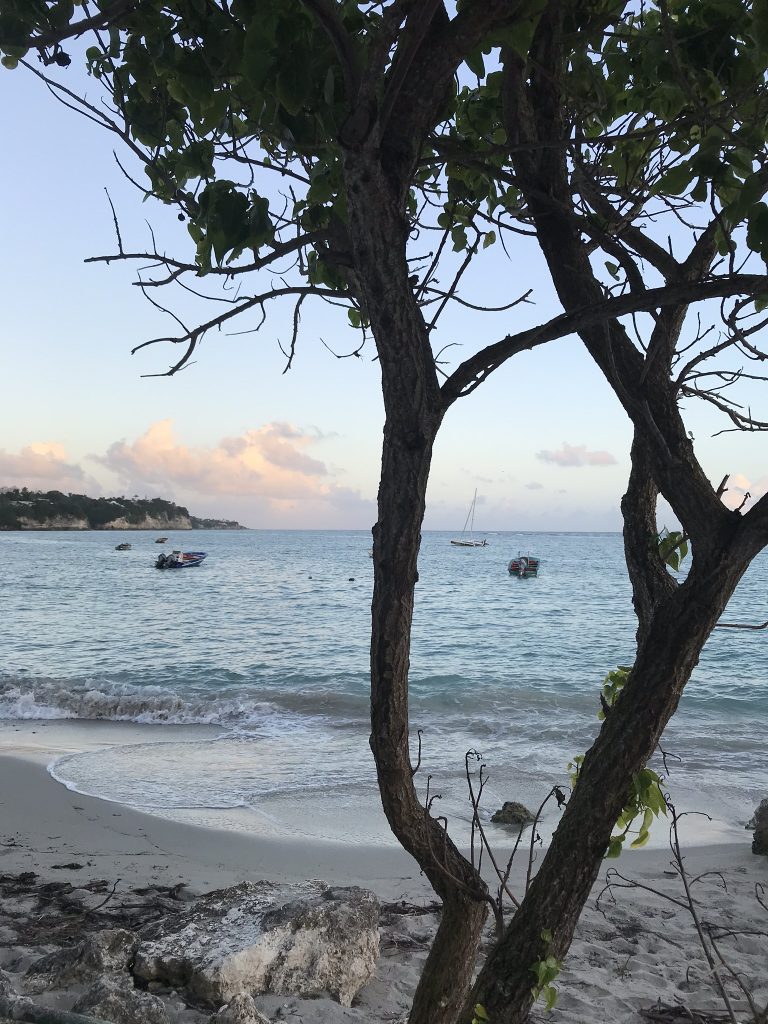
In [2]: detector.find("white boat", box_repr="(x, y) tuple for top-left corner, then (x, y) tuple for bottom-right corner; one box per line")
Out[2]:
(450, 490), (488, 547)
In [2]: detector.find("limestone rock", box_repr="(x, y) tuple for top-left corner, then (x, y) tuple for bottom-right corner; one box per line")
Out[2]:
(749, 798), (768, 855)
(134, 881), (379, 1008)
(211, 993), (272, 1023)
(73, 975), (170, 1024)
(491, 801), (535, 826)
(24, 928), (139, 993)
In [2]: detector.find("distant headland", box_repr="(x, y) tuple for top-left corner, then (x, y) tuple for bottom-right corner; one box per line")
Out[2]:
(0, 488), (245, 531)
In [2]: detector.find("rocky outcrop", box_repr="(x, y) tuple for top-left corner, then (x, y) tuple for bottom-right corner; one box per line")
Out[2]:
(73, 976), (170, 1024)
(24, 929), (140, 993)
(101, 516), (192, 530)
(491, 801), (535, 826)
(17, 515), (90, 530)
(134, 882), (380, 1008)
(1, 489), (244, 530)
(748, 798), (768, 855)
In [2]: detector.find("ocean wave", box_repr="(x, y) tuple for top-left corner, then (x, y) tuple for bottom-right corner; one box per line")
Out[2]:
(1, 660), (766, 731)
(0, 676), (269, 726)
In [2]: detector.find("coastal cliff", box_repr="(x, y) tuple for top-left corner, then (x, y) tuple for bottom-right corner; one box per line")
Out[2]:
(0, 488), (244, 531)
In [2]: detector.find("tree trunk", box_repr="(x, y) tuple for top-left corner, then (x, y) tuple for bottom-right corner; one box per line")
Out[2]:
(342, 148), (489, 1024)
(462, 524), (748, 1024)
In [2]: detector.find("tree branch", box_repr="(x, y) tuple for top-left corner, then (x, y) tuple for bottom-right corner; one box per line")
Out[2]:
(442, 275), (768, 406)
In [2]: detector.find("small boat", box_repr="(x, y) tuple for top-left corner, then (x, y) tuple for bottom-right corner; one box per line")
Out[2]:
(155, 550), (207, 570)
(450, 489), (488, 547)
(115, 542), (132, 551)
(155, 537), (168, 544)
(508, 554), (540, 578)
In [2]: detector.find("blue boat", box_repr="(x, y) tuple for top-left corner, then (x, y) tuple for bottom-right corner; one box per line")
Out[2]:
(155, 550), (207, 570)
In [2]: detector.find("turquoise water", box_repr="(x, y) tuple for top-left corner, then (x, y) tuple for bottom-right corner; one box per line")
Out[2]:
(0, 529), (765, 844)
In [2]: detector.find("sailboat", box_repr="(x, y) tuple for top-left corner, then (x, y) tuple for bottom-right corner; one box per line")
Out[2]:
(450, 490), (488, 547)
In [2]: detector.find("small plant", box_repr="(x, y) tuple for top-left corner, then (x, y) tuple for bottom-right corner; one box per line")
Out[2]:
(571, 663), (668, 857)
(598, 664), (633, 719)
(606, 768), (667, 858)
(530, 929), (561, 1012)
(471, 1005), (489, 1024)
(657, 527), (689, 572)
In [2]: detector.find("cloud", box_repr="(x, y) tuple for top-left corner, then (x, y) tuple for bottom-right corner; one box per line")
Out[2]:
(0, 442), (97, 492)
(97, 420), (340, 501)
(536, 442), (617, 468)
(720, 473), (767, 511)
(525, 481), (543, 490)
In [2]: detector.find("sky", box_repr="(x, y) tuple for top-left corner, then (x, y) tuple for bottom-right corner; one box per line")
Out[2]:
(1, 57), (765, 531)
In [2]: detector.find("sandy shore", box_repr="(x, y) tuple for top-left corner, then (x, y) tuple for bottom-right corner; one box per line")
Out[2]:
(0, 755), (429, 901)
(0, 751), (766, 1023)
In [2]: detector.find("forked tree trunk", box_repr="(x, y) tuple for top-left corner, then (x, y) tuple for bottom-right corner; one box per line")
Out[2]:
(461, 525), (750, 1024)
(343, 150), (489, 1024)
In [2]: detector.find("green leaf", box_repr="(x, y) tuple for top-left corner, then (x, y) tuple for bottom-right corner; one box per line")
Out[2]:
(465, 49), (485, 78)
(606, 836), (624, 858)
(451, 225), (468, 251)
(656, 163), (693, 196)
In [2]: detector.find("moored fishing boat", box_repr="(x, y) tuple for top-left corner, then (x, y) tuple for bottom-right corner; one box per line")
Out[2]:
(155, 550), (207, 569)
(508, 554), (540, 578)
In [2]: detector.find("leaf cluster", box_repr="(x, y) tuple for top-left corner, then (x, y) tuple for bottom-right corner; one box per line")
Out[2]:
(529, 929), (561, 1012)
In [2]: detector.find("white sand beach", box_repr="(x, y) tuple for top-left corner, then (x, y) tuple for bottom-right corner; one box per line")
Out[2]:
(0, 735), (766, 1024)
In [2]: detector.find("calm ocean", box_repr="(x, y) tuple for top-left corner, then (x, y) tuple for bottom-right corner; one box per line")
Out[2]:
(0, 530), (765, 847)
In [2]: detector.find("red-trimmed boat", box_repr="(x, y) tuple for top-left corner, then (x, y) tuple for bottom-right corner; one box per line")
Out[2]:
(155, 550), (207, 570)
(508, 554), (540, 578)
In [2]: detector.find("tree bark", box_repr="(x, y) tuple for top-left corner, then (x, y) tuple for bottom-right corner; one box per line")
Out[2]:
(463, 511), (749, 1023)
(342, 147), (489, 1024)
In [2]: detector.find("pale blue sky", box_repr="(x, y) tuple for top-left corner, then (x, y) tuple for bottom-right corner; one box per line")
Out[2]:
(1, 61), (763, 530)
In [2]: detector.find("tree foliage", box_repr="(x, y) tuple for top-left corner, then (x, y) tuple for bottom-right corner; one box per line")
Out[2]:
(3, 2), (768, 1022)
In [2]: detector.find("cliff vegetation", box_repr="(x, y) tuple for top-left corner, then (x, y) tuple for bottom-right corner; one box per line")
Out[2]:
(0, 488), (244, 531)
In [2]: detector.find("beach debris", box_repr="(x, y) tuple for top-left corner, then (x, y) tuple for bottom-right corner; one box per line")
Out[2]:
(210, 993), (272, 1023)
(133, 881), (380, 1008)
(73, 975), (170, 1024)
(24, 928), (140, 993)
(747, 798), (768, 855)
(639, 1003), (734, 1023)
(490, 801), (535, 826)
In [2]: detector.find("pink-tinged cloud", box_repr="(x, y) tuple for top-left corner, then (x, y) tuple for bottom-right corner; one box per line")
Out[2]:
(0, 442), (97, 492)
(720, 473), (767, 512)
(97, 420), (334, 500)
(536, 442), (617, 468)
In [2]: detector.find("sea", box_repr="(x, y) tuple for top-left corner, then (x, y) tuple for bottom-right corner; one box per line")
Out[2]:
(0, 529), (765, 849)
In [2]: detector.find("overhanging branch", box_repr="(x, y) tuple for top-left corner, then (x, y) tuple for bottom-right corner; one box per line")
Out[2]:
(442, 274), (768, 406)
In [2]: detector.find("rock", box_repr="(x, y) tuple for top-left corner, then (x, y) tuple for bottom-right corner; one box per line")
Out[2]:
(24, 929), (139, 993)
(491, 801), (535, 826)
(211, 993), (272, 1023)
(749, 798), (768, 855)
(73, 976), (170, 1024)
(134, 881), (379, 1008)
(0, 969), (13, 998)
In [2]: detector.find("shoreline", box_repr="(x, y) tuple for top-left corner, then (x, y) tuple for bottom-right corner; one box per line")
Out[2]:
(1, 750), (766, 1022)
(0, 755), (429, 901)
